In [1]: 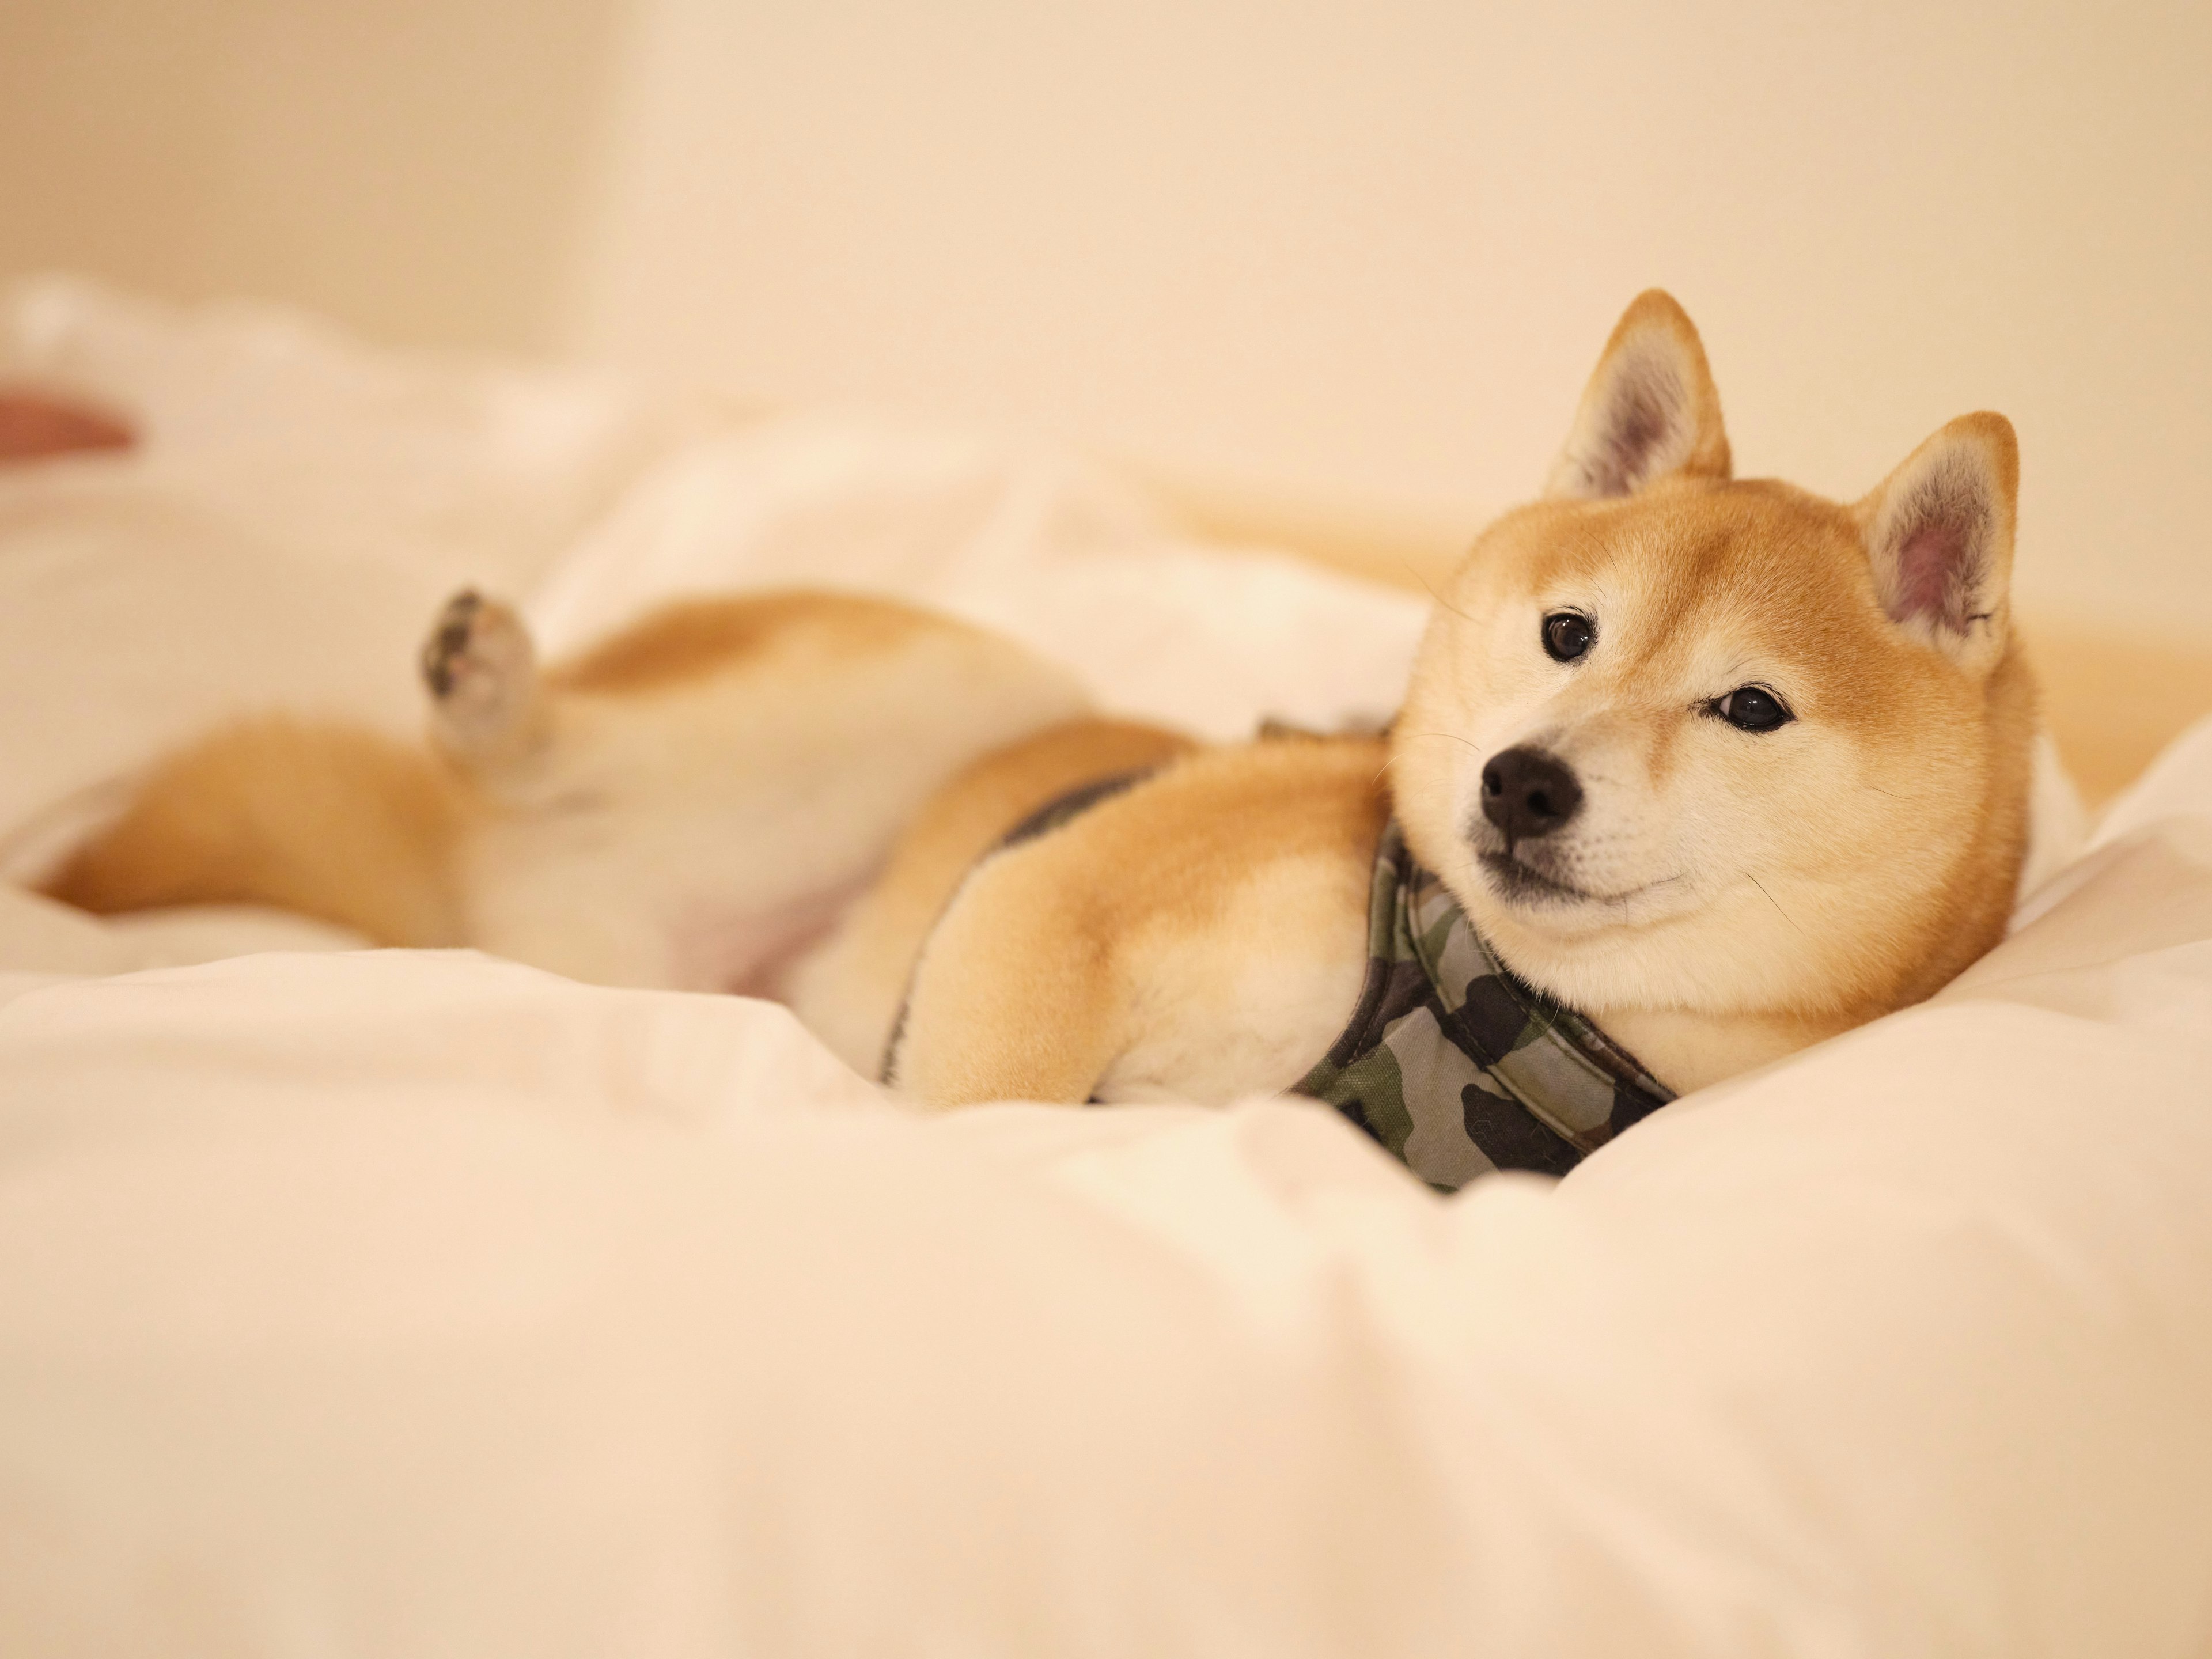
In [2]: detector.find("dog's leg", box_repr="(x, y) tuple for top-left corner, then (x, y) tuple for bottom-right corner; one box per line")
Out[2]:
(888, 737), (1388, 1108)
(788, 716), (1196, 1079)
(889, 847), (1128, 1107)
(39, 717), (464, 946)
(421, 590), (544, 774)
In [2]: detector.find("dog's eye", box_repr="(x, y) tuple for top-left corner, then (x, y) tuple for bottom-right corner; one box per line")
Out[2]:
(1542, 612), (1593, 663)
(1714, 686), (1793, 732)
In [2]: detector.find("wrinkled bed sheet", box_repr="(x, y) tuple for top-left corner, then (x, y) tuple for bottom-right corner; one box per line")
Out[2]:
(1, 279), (2207, 1656)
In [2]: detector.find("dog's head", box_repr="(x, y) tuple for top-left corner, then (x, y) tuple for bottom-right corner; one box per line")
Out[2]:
(1393, 291), (2037, 1022)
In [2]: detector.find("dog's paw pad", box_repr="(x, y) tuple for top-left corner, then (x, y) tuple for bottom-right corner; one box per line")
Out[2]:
(421, 590), (540, 760)
(421, 589), (531, 702)
(421, 590), (483, 696)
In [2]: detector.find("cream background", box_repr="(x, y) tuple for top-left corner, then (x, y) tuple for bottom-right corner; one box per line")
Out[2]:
(2, 0), (2209, 639)
(0, 0), (625, 354)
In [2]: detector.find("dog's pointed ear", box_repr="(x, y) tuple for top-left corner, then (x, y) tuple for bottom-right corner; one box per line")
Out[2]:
(1544, 290), (1731, 500)
(1855, 412), (2018, 672)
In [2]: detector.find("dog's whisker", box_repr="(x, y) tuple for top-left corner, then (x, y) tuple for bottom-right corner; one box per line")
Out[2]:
(1749, 875), (1805, 936)
(1406, 729), (1483, 752)
(1403, 559), (1478, 627)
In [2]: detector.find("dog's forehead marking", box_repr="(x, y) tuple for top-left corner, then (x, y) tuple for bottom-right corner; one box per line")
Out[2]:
(1514, 485), (1877, 681)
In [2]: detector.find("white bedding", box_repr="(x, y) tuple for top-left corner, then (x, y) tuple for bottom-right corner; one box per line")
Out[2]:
(2, 279), (2208, 1656)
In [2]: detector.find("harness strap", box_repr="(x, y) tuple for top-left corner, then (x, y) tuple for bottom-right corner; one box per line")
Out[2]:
(1292, 824), (1675, 1191)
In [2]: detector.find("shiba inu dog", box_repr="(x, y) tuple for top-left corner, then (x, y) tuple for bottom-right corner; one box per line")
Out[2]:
(45, 291), (2036, 1164)
(843, 290), (2037, 1118)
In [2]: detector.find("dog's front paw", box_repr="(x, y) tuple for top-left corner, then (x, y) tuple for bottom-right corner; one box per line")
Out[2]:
(422, 589), (539, 757)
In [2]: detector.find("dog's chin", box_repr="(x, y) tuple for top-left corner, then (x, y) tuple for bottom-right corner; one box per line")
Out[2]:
(1477, 850), (1603, 910)
(1471, 850), (1686, 929)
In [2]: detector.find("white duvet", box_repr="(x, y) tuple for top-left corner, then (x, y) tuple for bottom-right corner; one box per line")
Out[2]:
(1, 279), (2208, 1657)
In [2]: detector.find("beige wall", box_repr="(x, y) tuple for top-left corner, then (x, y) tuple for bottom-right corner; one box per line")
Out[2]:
(5, 0), (2210, 638)
(0, 0), (624, 353)
(570, 0), (2212, 638)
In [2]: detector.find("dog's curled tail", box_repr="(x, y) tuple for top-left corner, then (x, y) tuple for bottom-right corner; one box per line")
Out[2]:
(40, 717), (467, 948)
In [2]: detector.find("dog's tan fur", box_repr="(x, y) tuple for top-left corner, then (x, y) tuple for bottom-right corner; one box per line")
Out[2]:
(41, 291), (2038, 1112)
(548, 590), (935, 695)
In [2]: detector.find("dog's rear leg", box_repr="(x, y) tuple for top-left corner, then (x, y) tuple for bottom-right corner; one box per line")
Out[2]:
(39, 718), (465, 945)
(421, 590), (544, 774)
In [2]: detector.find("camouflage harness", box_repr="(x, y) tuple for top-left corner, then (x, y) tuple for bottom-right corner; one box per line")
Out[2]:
(1293, 825), (1675, 1191)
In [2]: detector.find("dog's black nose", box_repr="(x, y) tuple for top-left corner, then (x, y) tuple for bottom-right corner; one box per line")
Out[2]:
(1480, 747), (1583, 843)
